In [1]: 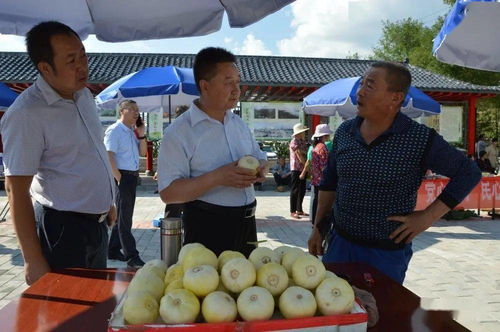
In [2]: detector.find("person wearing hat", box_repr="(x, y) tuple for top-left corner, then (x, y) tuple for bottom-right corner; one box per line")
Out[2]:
(289, 123), (309, 219)
(300, 127), (333, 222)
(309, 124), (333, 225)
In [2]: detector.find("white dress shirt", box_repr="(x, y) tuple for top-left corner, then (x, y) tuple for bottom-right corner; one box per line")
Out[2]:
(0, 76), (115, 214)
(104, 120), (140, 171)
(157, 100), (266, 207)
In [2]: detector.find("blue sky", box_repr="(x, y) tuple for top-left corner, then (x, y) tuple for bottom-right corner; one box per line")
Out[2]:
(0, 0), (451, 58)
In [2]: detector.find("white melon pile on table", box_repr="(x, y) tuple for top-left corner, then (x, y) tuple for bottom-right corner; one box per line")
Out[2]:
(112, 242), (365, 329)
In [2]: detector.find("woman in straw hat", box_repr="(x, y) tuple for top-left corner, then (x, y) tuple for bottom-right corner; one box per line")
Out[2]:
(289, 123), (309, 219)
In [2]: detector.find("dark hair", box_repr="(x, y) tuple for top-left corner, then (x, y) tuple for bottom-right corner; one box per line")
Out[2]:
(25, 21), (80, 72)
(479, 150), (487, 158)
(478, 134), (485, 140)
(193, 47), (236, 92)
(371, 61), (411, 96)
(313, 137), (322, 147)
(493, 138), (498, 143)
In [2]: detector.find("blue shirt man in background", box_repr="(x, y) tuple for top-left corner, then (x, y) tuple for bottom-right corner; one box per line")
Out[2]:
(104, 99), (147, 267)
(308, 61), (481, 284)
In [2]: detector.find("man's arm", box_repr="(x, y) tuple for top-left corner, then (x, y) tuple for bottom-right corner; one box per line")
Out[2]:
(389, 131), (482, 243)
(5, 176), (50, 285)
(308, 190), (336, 256)
(107, 151), (121, 183)
(137, 124), (147, 157)
(160, 162), (257, 204)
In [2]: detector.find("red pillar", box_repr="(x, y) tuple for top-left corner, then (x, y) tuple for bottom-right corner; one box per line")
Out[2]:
(146, 141), (154, 176)
(467, 97), (477, 157)
(311, 115), (321, 134)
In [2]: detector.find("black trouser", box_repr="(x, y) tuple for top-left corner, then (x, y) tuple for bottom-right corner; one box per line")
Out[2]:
(34, 202), (108, 269)
(311, 185), (320, 225)
(273, 173), (291, 186)
(182, 200), (257, 257)
(290, 170), (306, 213)
(165, 203), (183, 218)
(108, 171), (139, 260)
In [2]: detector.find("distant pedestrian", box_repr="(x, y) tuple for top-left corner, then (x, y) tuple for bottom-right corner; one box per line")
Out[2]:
(289, 123), (309, 219)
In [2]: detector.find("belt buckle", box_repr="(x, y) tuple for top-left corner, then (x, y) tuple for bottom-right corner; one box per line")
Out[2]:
(98, 213), (107, 223)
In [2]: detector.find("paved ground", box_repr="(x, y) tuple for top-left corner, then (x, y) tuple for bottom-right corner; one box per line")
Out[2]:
(0, 179), (499, 331)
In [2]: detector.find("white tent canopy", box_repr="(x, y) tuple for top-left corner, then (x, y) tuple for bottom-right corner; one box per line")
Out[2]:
(0, 0), (294, 42)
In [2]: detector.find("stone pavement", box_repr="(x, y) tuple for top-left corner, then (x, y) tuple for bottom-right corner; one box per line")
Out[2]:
(0, 186), (499, 331)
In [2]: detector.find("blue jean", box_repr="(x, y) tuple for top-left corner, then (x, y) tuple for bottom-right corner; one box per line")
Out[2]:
(322, 230), (413, 284)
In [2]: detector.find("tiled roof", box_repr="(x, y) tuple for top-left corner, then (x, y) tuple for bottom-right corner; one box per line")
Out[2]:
(0, 52), (498, 94)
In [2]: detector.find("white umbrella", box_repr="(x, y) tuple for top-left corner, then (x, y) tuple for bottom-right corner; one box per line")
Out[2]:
(0, 0), (295, 42)
(433, 0), (500, 72)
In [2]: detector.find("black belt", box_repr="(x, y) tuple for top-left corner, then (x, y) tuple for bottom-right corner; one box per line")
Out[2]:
(119, 169), (139, 176)
(185, 200), (256, 219)
(335, 227), (407, 251)
(41, 205), (108, 223)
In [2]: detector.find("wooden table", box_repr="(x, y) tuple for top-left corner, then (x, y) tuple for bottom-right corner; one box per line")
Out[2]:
(0, 263), (468, 332)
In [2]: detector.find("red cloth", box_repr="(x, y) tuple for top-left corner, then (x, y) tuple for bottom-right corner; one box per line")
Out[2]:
(311, 142), (329, 186)
(289, 137), (308, 171)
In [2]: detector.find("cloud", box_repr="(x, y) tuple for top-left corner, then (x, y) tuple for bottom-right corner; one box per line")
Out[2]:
(277, 0), (449, 58)
(0, 34), (26, 52)
(234, 34), (272, 56)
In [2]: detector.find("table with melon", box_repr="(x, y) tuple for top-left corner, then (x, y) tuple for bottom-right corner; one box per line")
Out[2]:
(109, 244), (368, 330)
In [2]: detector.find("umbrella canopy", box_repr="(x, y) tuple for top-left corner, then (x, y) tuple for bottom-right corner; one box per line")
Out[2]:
(0, 82), (18, 110)
(433, 0), (500, 72)
(0, 0), (295, 42)
(302, 77), (441, 119)
(96, 66), (199, 116)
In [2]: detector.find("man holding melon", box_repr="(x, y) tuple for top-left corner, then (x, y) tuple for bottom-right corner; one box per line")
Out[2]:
(157, 47), (267, 257)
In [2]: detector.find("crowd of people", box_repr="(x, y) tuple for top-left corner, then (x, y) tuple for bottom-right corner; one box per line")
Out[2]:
(0, 20), (490, 288)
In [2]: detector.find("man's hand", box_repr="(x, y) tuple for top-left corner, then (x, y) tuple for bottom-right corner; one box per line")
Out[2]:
(213, 162), (258, 188)
(107, 205), (117, 227)
(25, 258), (50, 285)
(308, 227), (325, 256)
(136, 123), (146, 137)
(299, 172), (306, 180)
(388, 210), (434, 244)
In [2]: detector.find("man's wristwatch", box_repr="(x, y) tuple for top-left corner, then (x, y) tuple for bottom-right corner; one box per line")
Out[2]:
(138, 136), (147, 139)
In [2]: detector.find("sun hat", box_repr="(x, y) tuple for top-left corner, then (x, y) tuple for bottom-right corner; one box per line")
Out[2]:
(311, 124), (333, 140)
(292, 123), (309, 137)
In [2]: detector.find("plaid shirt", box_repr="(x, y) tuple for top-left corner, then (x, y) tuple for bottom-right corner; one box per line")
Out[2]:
(289, 137), (308, 171)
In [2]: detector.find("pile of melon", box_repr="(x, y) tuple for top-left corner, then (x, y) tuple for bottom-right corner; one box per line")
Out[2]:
(122, 243), (355, 325)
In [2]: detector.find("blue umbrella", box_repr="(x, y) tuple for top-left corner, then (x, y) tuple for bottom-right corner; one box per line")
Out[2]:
(96, 66), (199, 121)
(0, 82), (18, 110)
(433, 0), (500, 72)
(302, 77), (441, 119)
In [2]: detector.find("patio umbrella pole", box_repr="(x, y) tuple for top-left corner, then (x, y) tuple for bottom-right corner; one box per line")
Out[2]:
(168, 95), (172, 124)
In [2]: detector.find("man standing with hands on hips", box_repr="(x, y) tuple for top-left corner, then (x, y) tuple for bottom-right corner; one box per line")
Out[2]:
(105, 100), (147, 268)
(1, 21), (116, 285)
(157, 47), (267, 257)
(308, 61), (481, 284)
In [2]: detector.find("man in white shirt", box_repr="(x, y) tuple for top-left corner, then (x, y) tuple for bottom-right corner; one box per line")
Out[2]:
(0, 21), (116, 285)
(158, 47), (267, 256)
(104, 100), (147, 267)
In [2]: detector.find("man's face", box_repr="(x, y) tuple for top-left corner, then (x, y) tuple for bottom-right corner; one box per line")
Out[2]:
(202, 62), (241, 111)
(39, 33), (88, 97)
(120, 104), (139, 126)
(356, 67), (403, 119)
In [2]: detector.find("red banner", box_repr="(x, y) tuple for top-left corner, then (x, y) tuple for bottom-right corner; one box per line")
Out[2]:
(416, 177), (500, 211)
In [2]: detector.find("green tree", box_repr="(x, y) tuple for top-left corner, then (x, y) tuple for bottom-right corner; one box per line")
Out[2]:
(372, 13), (500, 142)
